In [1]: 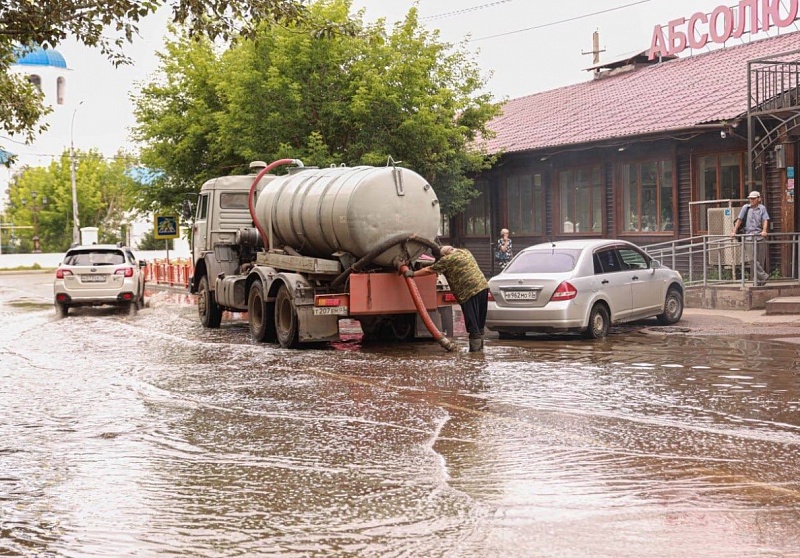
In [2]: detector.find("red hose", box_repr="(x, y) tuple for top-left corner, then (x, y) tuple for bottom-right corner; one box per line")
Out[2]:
(399, 264), (457, 352)
(248, 159), (299, 250)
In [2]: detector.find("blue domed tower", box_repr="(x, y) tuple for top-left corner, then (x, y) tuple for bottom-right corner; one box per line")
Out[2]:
(12, 45), (70, 105)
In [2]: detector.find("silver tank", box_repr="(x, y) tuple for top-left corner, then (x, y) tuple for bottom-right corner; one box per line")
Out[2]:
(254, 165), (440, 267)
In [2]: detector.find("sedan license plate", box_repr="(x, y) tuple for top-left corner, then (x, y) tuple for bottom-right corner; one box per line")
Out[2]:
(504, 290), (537, 301)
(313, 306), (349, 316)
(82, 274), (107, 283)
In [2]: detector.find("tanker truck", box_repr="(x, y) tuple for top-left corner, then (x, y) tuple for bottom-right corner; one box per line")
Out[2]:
(189, 159), (456, 349)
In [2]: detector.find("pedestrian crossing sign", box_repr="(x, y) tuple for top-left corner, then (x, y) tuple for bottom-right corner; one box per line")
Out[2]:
(154, 214), (179, 239)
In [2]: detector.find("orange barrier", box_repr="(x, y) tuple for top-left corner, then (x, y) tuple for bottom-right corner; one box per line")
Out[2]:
(144, 259), (193, 288)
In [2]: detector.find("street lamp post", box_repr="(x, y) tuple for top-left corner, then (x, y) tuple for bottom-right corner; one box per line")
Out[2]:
(70, 101), (84, 246)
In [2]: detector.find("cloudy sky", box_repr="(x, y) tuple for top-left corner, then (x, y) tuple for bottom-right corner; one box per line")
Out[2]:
(5, 0), (798, 169)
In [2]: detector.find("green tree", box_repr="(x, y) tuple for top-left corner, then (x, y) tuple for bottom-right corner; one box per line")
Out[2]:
(4, 150), (138, 252)
(137, 227), (173, 250)
(0, 0), (307, 160)
(132, 0), (500, 217)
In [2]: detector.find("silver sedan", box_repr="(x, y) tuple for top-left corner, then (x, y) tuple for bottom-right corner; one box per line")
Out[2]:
(486, 239), (684, 339)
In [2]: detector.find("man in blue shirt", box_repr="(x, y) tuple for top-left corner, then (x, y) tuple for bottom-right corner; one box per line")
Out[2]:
(731, 190), (770, 286)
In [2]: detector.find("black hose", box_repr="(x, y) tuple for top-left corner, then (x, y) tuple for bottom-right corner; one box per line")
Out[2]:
(330, 234), (441, 290)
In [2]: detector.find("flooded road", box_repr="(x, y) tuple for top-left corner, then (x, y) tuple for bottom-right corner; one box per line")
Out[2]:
(1, 273), (799, 557)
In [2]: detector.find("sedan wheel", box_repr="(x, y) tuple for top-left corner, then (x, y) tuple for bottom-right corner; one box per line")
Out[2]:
(657, 287), (684, 325)
(584, 304), (610, 339)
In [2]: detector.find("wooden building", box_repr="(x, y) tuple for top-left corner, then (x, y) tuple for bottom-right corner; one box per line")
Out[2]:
(447, 31), (800, 278)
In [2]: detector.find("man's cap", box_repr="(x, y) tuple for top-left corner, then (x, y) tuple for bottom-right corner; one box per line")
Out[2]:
(747, 190), (761, 198)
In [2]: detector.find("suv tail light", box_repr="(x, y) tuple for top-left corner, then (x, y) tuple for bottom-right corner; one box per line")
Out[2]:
(56, 268), (73, 279)
(115, 267), (134, 278)
(550, 281), (577, 301)
(487, 290), (494, 301)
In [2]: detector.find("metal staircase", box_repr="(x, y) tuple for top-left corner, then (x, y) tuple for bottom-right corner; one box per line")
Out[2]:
(747, 48), (800, 184)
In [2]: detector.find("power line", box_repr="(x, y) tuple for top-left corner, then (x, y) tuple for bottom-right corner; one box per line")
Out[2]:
(471, 0), (654, 42)
(422, 0), (516, 21)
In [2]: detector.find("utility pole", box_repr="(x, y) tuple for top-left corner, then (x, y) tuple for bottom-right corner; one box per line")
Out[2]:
(70, 101), (84, 246)
(582, 29), (606, 72)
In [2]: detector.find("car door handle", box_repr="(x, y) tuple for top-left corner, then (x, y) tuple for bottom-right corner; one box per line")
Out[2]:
(601, 279), (609, 284)
(632, 276), (639, 281)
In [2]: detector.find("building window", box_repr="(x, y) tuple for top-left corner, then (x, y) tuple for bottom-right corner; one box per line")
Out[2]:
(696, 153), (744, 201)
(439, 214), (450, 238)
(464, 180), (490, 235)
(559, 167), (603, 234)
(622, 160), (673, 232)
(57, 77), (66, 105)
(506, 173), (543, 235)
(28, 74), (42, 91)
(693, 152), (750, 232)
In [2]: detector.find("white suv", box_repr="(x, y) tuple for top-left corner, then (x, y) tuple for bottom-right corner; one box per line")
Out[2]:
(53, 244), (147, 317)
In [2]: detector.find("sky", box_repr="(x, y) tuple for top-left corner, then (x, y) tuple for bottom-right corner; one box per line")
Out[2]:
(3, 0), (797, 174)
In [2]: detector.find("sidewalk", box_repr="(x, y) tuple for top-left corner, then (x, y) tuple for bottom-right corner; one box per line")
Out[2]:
(673, 307), (800, 338)
(681, 306), (800, 327)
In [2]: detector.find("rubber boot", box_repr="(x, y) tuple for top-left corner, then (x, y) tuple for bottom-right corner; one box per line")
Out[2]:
(468, 335), (483, 352)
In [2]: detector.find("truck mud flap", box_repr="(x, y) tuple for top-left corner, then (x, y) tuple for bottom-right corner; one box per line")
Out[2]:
(297, 306), (340, 343)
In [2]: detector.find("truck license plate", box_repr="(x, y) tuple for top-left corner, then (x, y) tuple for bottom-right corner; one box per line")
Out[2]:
(82, 275), (106, 283)
(504, 290), (536, 300)
(313, 306), (348, 316)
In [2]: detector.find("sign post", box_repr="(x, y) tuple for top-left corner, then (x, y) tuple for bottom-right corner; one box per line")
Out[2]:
(154, 214), (179, 265)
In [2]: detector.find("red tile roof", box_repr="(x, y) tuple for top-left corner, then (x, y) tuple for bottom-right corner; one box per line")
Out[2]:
(483, 31), (800, 155)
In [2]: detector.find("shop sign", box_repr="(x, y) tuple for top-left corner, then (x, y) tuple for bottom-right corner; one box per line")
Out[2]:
(650, 0), (799, 60)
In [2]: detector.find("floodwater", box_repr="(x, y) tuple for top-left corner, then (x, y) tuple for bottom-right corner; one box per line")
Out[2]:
(1, 273), (799, 558)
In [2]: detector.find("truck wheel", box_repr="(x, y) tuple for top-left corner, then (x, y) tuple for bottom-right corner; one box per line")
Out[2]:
(248, 279), (277, 342)
(275, 285), (299, 348)
(389, 314), (415, 342)
(198, 274), (222, 328)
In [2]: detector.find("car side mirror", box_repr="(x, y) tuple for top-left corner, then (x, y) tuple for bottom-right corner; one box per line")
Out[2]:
(649, 260), (661, 273)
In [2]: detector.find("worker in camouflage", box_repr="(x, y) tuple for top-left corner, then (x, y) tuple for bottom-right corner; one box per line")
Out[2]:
(406, 246), (489, 352)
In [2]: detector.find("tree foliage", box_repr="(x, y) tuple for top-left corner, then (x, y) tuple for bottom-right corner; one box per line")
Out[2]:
(0, 0), (306, 159)
(137, 227), (173, 250)
(132, 0), (500, 217)
(3, 151), (138, 252)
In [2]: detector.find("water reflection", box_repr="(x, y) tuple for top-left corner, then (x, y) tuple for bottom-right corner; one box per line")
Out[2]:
(1, 280), (799, 557)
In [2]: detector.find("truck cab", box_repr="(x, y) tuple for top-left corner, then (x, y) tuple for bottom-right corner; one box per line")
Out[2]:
(191, 170), (275, 288)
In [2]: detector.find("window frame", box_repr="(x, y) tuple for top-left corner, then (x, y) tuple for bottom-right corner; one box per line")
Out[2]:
(619, 157), (675, 235)
(505, 172), (544, 236)
(694, 151), (747, 201)
(57, 76), (66, 105)
(196, 194), (209, 220)
(463, 179), (491, 237)
(557, 165), (604, 236)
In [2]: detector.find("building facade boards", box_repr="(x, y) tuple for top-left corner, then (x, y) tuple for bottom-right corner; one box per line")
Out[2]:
(451, 30), (800, 278)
